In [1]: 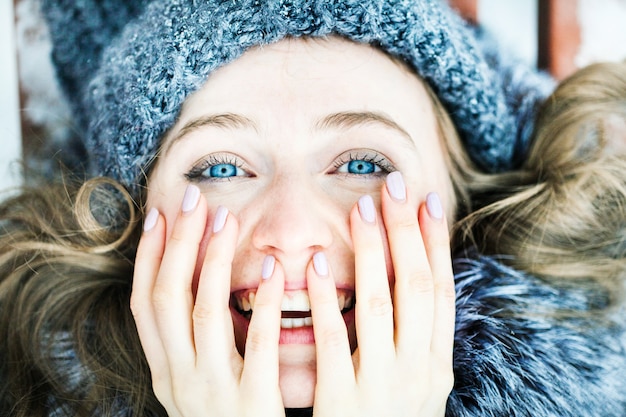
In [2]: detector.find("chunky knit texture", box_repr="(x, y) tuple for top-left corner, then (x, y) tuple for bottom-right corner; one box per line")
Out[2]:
(42, 0), (554, 196)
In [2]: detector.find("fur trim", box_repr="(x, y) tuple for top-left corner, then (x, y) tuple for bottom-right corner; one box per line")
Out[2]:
(39, 255), (626, 416)
(449, 254), (626, 416)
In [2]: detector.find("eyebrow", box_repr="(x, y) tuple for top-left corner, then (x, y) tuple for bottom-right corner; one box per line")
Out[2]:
(314, 111), (414, 147)
(164, 110), (415, 155)
(163, 113), (257, 155)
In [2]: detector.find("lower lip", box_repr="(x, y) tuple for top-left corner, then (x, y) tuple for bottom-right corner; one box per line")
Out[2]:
(280, 326), (315, 344)
(231, 308), (356, 346)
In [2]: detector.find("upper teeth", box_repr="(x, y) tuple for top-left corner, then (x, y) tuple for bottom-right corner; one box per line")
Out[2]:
(281, 291), (310, 312)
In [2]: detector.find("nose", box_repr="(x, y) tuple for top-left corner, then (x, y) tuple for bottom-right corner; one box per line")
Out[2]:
(250, 177), (334, 260)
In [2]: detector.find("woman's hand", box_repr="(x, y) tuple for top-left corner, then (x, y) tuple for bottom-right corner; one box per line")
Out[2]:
(307, 172), (455, 417)
(131, 185), (286, 417)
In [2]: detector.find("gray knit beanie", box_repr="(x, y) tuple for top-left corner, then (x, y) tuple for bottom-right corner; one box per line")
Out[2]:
(42, 0), (554, 196)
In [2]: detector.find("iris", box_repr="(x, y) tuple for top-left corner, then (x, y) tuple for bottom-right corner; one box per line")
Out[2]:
(208, 163), (239, 178)
(347, 160), (378, 175)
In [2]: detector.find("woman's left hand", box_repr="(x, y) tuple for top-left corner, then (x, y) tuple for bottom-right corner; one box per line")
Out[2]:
(307, 172), (456, 417)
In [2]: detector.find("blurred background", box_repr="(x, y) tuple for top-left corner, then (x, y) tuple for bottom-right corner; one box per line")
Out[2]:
(2, 0), (626, 193)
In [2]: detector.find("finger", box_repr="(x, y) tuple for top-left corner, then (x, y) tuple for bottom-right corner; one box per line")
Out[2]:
(194, 206), (240, 376)
(307, 252), (355, 396)
(131, 208), (177, 411)
(350, 195), (395, 374)
(381, 172), (435, 357)
(153, 185), (208, 366)
(240, 256), (284, 405)
(419, 193), (455, 363)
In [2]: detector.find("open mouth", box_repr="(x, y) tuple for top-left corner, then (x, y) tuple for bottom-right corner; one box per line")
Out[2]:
(232, 289), (355, 329)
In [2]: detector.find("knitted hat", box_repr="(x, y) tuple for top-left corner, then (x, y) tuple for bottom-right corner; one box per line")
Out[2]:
(43, 0), (554, 195)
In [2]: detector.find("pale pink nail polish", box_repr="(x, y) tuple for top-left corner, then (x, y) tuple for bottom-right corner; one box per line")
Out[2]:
(212, 206), (228, 233)
(143, 207), (159, 232)
(181, 185), (201, 213)
(261, 255), (276, 280)
(358, 195), (376, 224)
(313, 252), (329, 277)
(426, 192), (444, 220)
(386, 171), (406, 202)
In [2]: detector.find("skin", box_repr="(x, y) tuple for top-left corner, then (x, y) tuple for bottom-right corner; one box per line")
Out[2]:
(131, 37), (456, 415)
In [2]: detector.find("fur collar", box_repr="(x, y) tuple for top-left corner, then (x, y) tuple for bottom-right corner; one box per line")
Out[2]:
(449, 254), (626, 416)
(45, 254), (626, 416)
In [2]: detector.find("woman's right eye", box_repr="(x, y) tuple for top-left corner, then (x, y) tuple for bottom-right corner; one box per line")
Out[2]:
(184, 156), (249, 182)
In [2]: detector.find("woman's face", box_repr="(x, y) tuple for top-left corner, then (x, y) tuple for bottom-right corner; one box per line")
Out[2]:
(147, 37), (454, 407)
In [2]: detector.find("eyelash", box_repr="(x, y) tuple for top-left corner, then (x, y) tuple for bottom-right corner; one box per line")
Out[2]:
(184, 154), (248, 182)
(184, 150), (395, 182)
(332, 151), (395, 177)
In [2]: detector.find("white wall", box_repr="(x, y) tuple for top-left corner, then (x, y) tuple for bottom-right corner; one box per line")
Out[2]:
(477, 0), (626, 69)
(0, 0), (23, 194)
(478, 0), (538, 68)
(577, 0), (626, 66)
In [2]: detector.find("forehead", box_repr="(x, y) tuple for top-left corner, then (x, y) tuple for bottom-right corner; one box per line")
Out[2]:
(174, 36), (433, 124)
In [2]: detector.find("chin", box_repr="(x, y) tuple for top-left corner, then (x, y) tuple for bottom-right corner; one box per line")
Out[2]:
(279, 346), (317, 407)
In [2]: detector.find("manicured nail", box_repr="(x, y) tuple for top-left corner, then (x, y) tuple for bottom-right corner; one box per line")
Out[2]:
(313, 252), (329, 277)
(181, 185), (201, 213)
(386, 171), (406, 202)
(143, 207), (159, 232)
(212, 206), (228, 233)
(261, 255), (276, 280)
(426, 192), (444, 220)
(358, 195), (376, 224)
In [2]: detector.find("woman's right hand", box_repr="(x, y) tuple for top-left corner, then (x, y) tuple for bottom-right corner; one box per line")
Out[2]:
(131, 185), (286, 417)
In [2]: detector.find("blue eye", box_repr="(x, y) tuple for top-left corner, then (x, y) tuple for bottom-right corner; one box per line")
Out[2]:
(346, 160), (380, 175)
(184, 155), (248, 182)
(336, 158), (383, 175)
(206, 163), (243, 178)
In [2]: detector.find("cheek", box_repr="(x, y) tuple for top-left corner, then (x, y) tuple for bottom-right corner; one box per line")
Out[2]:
(145, 178), (185, 238)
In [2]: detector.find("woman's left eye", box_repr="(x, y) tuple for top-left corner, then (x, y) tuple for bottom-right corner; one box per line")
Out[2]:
(333, 151), (394, 177)
(337, 160), (382, 175)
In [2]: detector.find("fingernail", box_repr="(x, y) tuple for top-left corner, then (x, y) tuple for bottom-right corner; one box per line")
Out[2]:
(181, 185), (201, 213)
(143, 207), (159, 232)
(358, 195), (376, 224)
(426, 192), (444, 220)
(313, 252), (329, 277)
(386, 171), (406, 202)
(212, 206), (228, 233)
(261, 255), (276, 280)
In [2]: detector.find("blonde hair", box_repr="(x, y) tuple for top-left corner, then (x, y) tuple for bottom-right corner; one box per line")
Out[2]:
(454, 61), (626, 302)
(0, 177), (165, 416)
